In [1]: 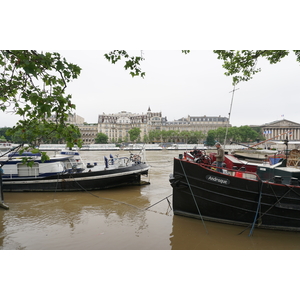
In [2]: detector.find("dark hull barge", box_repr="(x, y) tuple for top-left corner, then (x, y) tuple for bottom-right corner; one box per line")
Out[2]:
(169, 150), (300, 232)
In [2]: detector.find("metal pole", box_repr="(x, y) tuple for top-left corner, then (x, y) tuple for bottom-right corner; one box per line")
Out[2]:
(224, 86), (239, 149)
(0, 168), (9, 210)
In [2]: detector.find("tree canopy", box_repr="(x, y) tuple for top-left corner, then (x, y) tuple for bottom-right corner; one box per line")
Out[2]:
(95, 132), (108, 144)
(213, 50), (300, 85)
(144, 129), (205, 144)
(205, 126), (264, 146)
(128, 127), (141, 143)
(104, 50), (145, 78)
(105, 50), (300, 85)
(0, 50), (82, 149)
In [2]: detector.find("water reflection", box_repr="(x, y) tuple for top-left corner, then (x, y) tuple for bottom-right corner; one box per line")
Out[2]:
(170, 215), (300, 250)
(0, 186), (152, 250)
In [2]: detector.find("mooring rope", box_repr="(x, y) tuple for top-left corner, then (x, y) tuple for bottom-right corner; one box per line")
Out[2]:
(179, 159), (208, 234)
(144, 194), (172, 210)
(248, 180), (263, 236)
(239, 183), (298, 236)
(61, 174), (173, 216)
(0, 144), (23, 166)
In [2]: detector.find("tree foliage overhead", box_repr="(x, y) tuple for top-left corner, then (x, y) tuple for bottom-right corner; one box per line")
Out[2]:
(105, 50), (300, 86)
(213, 50), (300, 85)
(0, 50), (82, 148)
(104, 50), (145, 78)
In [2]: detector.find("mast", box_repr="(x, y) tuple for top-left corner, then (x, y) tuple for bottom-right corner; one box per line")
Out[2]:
(224, 85), (239, 149)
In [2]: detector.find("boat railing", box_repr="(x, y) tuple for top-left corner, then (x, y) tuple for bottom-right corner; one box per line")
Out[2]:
(182, 150), (262, 181)
(193, 159), (260, 181)
(104, 155), (131, 168)
(207, 163), (300, 185)
(65, 158), (85, 171)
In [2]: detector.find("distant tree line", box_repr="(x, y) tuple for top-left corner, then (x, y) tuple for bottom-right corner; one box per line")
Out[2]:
(0, 127), (11, 142)
(0, 125), (81, 146)
(1, 125), (264, 146)
(206, 126), (264, 146)
(144, 130), (205, 144)
(95, 126), (264, 145)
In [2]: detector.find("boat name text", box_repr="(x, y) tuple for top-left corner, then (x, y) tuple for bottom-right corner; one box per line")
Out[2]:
(206, 175), (230, 185)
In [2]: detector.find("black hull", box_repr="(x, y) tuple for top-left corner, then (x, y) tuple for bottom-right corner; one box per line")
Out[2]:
(170, 158), (300, 231)
(3, 163), (149, 192)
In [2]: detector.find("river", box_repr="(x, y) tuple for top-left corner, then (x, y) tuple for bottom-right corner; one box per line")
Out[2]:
(1, 150), (300, 250)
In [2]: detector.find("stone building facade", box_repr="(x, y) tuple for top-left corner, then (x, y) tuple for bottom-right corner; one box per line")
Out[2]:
(47, 113), (99, 145)
(97, 108), (162, 142)
(48, 113), (85, 125)
(77, 123), (98, 144)
(96, 108), (230, 143)
(62, 112), (300, 145)
(66, 114), (84, 125)
(259, 119), (300, 141)
(165, 115), (230, 136)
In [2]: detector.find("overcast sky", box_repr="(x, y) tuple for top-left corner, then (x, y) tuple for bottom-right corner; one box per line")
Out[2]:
(1, 50), (300, 128)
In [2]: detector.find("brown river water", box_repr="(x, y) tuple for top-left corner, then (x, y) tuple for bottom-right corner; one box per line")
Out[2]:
(1, 150), (300, 250)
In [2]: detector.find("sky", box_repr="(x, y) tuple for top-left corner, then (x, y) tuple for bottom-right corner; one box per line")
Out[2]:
(1, 49), (300, 129)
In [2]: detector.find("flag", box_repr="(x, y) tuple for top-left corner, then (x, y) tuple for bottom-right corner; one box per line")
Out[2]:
(281, 114), (284, 117)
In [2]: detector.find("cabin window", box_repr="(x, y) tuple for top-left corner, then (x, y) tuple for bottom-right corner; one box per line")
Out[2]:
(17, 163), (39, 177)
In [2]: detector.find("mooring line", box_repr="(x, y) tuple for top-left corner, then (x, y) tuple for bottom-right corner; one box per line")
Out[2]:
(144, 194), (173, 210)
(238, 183), (297, 236)
(62, 175), (173, 215)
(248, 180), (263, 237)
(179, 159), (208, 234)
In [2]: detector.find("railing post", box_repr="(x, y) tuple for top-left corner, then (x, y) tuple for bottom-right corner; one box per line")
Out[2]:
(0, 171), (3, 202)
(0, 168), (9, 210)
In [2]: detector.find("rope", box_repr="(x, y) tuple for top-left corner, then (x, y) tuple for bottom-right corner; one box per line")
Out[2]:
(144, 194), (172, 210)
(0, 144), (23, 167)
(63, 173), (172, 215)
(238, 183), (298, 235)
(179, 159), (208, 234)
(248, 180), (263, 236)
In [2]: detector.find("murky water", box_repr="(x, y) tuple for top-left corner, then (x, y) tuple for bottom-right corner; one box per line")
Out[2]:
(1, 150), (300, 250)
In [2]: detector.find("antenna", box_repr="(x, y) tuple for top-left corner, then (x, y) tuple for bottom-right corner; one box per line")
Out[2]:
(224, 85), (239, 148)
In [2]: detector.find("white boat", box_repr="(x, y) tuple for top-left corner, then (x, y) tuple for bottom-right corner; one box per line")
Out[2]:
(167, 144), (207, 150)
(0, 149), (149, 192)
(123, 144), (163, 151)
(80, 144), (120, 151)
(0, 142), (19, 152)
(144, 144), (163, 151)
(231, 149), (278, 160)
(38, 144), (69, 151)
(123, 144), (144, 151)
